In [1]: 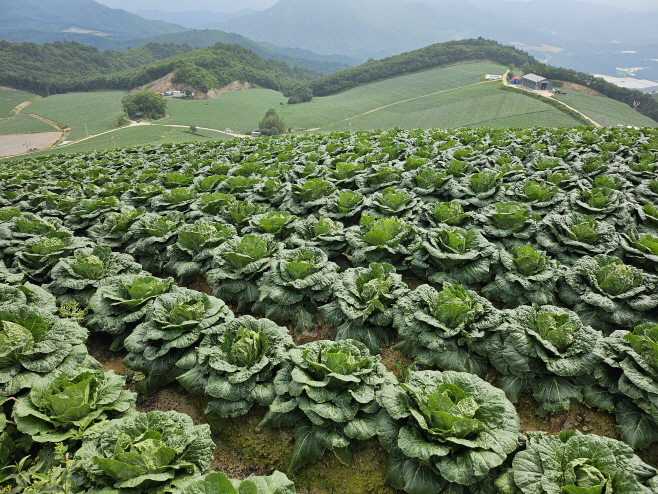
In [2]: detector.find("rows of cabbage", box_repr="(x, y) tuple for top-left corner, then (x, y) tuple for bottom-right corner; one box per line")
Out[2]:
(1, 125), (658, 493)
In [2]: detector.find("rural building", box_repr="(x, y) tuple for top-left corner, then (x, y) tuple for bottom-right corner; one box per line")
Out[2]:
(522, 74), (552, 91)
(510, 76), (522, 85)
(485, 74), (502, 80)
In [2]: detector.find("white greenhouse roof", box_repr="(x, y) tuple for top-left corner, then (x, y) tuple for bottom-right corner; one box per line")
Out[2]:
(522, 73), (548, 82)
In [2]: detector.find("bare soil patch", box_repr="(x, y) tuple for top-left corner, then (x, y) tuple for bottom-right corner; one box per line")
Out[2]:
(292, 312), (333, 345)
(555, 81), (606, 97)
(130, 72), (262, 100)
(0, 132), (62, 158)
(186, 274), (213, 295)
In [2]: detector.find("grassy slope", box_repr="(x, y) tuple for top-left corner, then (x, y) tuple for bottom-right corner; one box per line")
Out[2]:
(10, 125), (226, 159)
(281, 63), (507, 130)
(553, 91), (658, 128)
(160, 91), (288, 135)
(0, 89), (34, 118)
(19, 62), (658, 157)
(27, 91), (128, 141)
(318, 83), (581, 131)
(0, 114), (57, 135)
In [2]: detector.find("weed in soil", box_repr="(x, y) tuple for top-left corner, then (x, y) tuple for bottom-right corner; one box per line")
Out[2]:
(292, 312), (333, 345)
(195, 398), (399, 493)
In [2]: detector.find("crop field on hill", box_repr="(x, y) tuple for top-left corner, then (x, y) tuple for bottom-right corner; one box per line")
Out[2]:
(280, 62), (508, 130)
(1, 125), (657, 494)
(553, 91), (658, 128)
(315, 82), (582, 131)
(52, 124), (226, 154)
(161, 90), (288, 134)
(26, 90), (128, 141)
(4, 62), (658, 161)
(0, 113), (58, 135)
(0, 89), (34, 118)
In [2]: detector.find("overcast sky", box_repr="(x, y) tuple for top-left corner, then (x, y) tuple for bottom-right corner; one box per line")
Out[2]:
(95, 0), (658, 13)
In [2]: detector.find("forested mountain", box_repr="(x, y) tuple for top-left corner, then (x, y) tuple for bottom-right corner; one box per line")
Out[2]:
(0, 40), (321, 97)
(0, 0), (186, 39)
(0, 29), (356, 75)
(308, 38), (536, 96)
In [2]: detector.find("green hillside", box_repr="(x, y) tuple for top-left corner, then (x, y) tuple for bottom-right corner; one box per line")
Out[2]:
(27, 91), (128, 141)
(0, 0), (186, 39)
(529, 63), (658, 125)
(47, 125), (224, 155)
(308, 38), (535, 97)
(0, 40), (320, 98)
(6, 61), (657, 160)
(0, 89), (35, 118)
(0, 62), (599, 159)
(0, 114), (57, 135)
(0, 41), (196, 94)
(0, 29), (354, 75)
(552, 91), (658, 128)
(162, 63), (586, 132)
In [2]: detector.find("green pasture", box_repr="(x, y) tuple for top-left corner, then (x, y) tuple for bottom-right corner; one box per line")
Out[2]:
(27, 91), (128, 141)
(280, 62), (507, 130)
(12, 61), (658, 159)
(4, 124), (225, 160)
(317, 82), (582, 131)
(160, 90), (287, 134)
(157, 62), (506, 133)
(0, 89), (35, 118)
(553, 91), (658, 127)
(0, 114), (58, 135)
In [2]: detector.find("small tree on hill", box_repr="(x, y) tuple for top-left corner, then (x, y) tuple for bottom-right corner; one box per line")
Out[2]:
(122, 92), (167, 120)
(259, 108), (288, 136)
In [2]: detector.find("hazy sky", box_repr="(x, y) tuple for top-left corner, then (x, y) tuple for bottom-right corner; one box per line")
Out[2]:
(96, 0), (278, 12)
(96, 0), (658, 13)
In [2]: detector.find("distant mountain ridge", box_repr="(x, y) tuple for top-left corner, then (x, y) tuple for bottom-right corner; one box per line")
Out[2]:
(215, 0), (658, 59)
(0, 0), (187, 39)
(214, 0), (544, 58)
(132, 9), (258, 30)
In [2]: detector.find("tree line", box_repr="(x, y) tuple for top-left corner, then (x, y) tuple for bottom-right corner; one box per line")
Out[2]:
(307, 38), (538, 97)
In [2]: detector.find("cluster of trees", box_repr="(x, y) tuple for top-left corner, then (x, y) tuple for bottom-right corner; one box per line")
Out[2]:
(307, 38), (537, 97)
(0, 40), (321, 97)
(171, 63), (217, 93)
(121, 92), (166, 120)
(528, 63), (658, 124)
(0, 40), (195, 95)
(258, 108), (288, 135)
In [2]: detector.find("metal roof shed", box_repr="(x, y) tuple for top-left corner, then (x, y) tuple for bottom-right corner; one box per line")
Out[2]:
(522, 73), (552, 91)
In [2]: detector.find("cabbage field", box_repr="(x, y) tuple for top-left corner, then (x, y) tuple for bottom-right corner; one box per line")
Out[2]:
(1, 125), (658, 493)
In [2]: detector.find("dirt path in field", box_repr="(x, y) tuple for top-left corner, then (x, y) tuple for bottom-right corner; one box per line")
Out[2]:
(26, 113), (63, 130)
(164, 123), (250, 138)
(502, 70), (602, 127)
(306, 78), (500, 132)
(57, 121), (249, 150)
(9, 95), (42, 117)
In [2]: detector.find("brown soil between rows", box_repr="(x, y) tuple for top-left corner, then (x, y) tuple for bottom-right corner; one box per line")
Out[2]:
(86, 314), (658, 490)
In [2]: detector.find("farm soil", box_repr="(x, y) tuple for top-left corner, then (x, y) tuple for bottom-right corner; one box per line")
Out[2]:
(554, 81), (606, 97)
(130, 72), (262, 100)
(87, 326), (658, 491)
